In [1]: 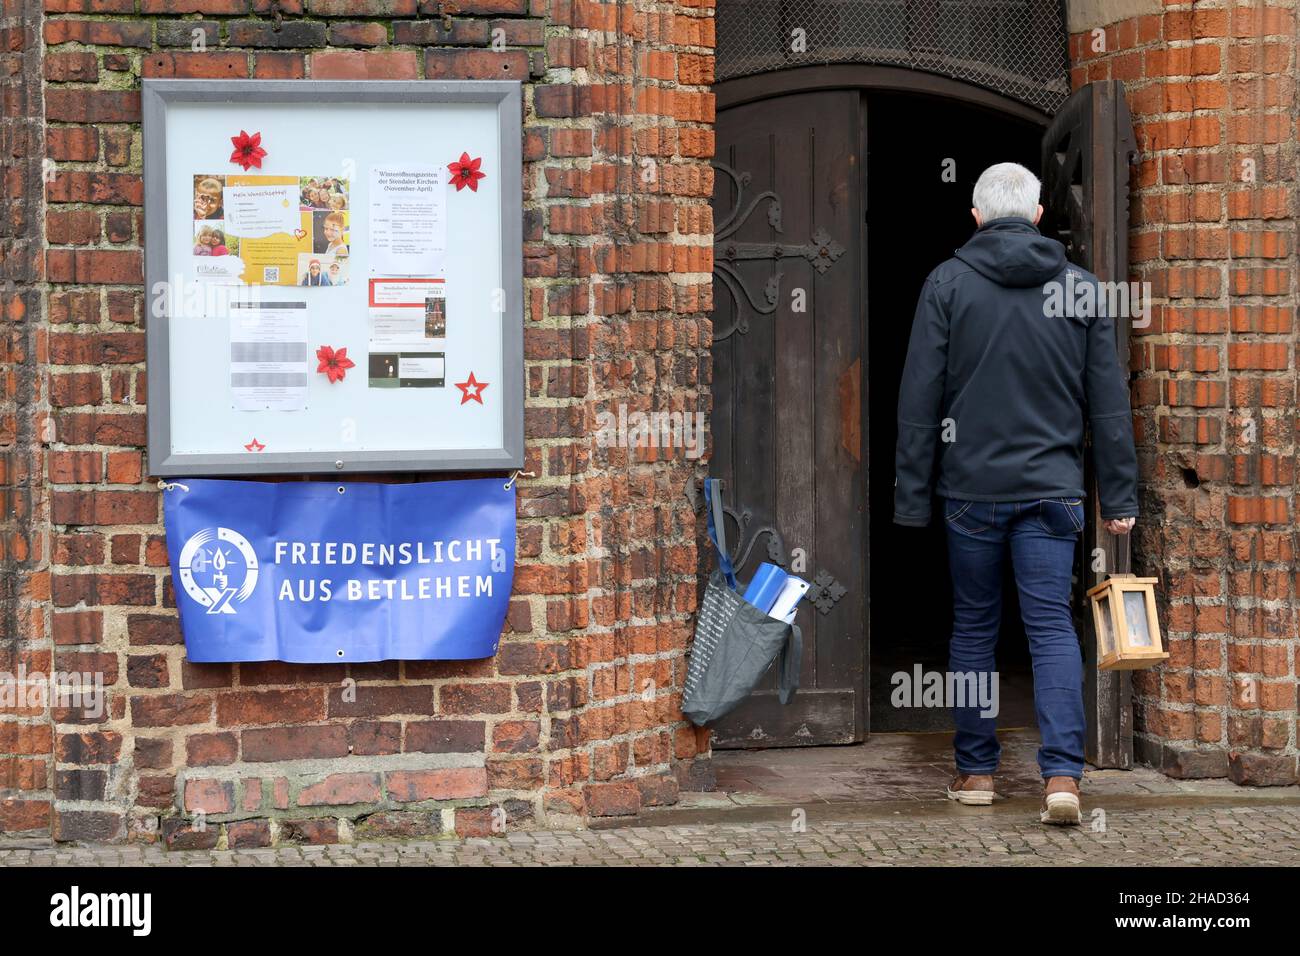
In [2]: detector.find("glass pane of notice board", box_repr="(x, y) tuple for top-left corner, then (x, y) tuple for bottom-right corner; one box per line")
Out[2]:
(143, 80), (523, 475)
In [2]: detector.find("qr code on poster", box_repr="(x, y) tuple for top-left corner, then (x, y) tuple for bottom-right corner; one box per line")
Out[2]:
(262, 266), (280, 283)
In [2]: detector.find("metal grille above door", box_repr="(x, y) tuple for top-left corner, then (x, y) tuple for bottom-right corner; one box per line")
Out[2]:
(716, 0), (1070, 113)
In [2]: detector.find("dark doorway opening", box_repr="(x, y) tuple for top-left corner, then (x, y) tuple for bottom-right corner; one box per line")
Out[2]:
(867, 90), (1059, 733)
(707, 68), (1088, 748)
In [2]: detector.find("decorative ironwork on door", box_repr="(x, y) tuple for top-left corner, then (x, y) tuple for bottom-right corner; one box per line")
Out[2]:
(690, 480), (848, 617)
(688, 479), (787, 578)
(711, 161), (846, 341)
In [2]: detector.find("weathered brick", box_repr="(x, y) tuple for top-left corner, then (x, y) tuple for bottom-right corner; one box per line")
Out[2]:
(184, 778), (234, 814)
(228, 20), (327, 48)
(297, 772), (382, 806)
(44, 20), (152, 48)
(44, 90), (140, 124)
(423, 48), (529, 80)
(46, 127), (98, 162)
(278, 817), (339, 844)
(385, 767), (488, 802)
(56, 731), (122, 764)
(156, 20), (220, 47)
(185, 732), (238, 766)
(46, 249), (143, 285)
(241, 725), (348, 761)
(51, 490), (157, 526)
(131, 694), (213, 727)
(217, 688), (325, 726)
(44, 52), (98, 83)
(404, 719), (485, 753)
(127, 614), (182, 646)
(226, 818), (271, 848)
(53, 573), (157, 607)
(140, 0), (249, 13)
(310, 50), (418, 79)
(142, 51), (248, 78)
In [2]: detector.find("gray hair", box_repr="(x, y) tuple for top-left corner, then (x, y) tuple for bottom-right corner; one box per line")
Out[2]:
(972, 162), (1041, 221)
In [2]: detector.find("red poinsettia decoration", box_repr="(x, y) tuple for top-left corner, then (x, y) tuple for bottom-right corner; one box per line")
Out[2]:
(448, 152), (486, 192)
(229, 130), (267, 171)
(316, 345), (355, 384)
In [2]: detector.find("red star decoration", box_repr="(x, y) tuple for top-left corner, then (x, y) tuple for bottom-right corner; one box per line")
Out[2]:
(316, 345), (356, 384)
(455, 372), (489, 405)
(244, 437), (266, 452)
(447, 152), (486, 192)
(229, 130), (267, 171)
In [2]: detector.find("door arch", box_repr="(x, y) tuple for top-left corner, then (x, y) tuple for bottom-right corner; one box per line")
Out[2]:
(714, 63), (1052, 123)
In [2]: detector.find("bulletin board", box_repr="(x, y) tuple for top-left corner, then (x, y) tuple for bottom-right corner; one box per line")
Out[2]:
(142, 80), (523, 476)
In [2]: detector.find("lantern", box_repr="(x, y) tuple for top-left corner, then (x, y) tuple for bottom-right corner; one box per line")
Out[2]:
(1086, 574), (1168, 670)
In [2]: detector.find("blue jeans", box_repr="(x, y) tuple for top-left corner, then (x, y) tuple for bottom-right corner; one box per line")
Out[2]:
(943, 497), (1085, 780)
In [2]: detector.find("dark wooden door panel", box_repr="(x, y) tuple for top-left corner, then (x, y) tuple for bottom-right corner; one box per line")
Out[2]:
(1041, 80), (1137, 769)
(708, 88), (865, 747)
(708, 690), (857, 749)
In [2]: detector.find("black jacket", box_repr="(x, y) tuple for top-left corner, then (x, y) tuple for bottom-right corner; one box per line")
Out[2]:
(893, 218), (1139, 526)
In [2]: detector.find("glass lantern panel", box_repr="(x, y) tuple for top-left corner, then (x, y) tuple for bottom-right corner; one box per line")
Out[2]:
(1097, 593), (1115, 655)
(1124, 591), (1153, 646)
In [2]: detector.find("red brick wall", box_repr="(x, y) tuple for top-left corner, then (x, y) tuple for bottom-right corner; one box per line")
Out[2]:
(1, 0), (716, 845)
(1071, 1), (1299, 785)
(0, 0), (54, 839)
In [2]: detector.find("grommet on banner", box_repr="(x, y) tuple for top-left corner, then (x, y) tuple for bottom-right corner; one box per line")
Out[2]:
(503, 470), (536, 491)
(157, 480), (190, 493)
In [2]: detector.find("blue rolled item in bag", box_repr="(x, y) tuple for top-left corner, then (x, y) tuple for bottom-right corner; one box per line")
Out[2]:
(742, 562), (789, 615)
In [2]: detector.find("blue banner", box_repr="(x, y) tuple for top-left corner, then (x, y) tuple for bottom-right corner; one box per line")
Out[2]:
(163, 477), (515, 663)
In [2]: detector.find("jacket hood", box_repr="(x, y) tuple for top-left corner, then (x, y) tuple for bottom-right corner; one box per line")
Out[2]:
(954, 217), (1067, 288)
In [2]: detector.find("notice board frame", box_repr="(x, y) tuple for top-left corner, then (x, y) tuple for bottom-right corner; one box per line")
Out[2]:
(142, 79), (524, 476)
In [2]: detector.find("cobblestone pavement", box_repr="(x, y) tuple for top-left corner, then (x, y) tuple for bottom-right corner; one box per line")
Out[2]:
(2, 804), (1299, 866)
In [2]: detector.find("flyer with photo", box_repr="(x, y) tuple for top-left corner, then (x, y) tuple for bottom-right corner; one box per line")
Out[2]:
(367, 352), (445, 389)
(367, 278), (447, 348)
(192, 173), (351, 287)
(366, 277), (447, 390)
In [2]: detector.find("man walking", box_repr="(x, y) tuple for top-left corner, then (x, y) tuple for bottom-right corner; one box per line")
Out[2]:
(893, 162), (1139, 825)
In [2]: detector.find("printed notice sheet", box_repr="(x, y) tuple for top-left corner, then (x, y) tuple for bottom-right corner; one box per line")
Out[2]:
(228, 300), (310, 411)
(368, 164), (446, 276)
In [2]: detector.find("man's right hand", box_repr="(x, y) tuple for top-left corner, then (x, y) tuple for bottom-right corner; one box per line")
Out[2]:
(1104, 517), (1136, 535)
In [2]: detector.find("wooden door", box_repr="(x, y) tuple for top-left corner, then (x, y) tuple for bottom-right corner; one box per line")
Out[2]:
(1040, 80), (1138, 768)
(707, 88), (866, 747)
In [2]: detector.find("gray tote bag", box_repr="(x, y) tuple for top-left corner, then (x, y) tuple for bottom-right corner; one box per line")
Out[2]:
(682, 479), (802, 727)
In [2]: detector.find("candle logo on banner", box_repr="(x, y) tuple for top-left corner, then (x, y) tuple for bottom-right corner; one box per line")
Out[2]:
(178, 527), (261, 615)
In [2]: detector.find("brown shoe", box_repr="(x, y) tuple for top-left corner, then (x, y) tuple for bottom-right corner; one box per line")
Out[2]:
(1040, 776), (1081, 825)
(945, 773), (995, 806)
